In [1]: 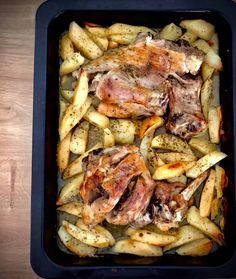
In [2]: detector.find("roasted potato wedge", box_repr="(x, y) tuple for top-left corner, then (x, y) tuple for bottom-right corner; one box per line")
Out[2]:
(204, 49), (223, 71)
(158, 152), (197, 163)
(163, 225), (205, 252)
(140, 130), (155, 162)
(209, 33), (219, 54)
(60, 90), (74, 103)
(186, 151), (227, 178)
(103, 128), (115, 148)
(151, 134), (194, 155)
(201, 78), (213, 120)
(76, 219), (115, 246)
(72, 69), (89, 108)
(180, 30), (197, 44)
(83, 28), (108, 51)
(210, 197), (220, 220)
(57, 131), (72, 171)
(208, 106), (222, 144)
(108, 33), (137, 45)
(57, 201), (83, 217)
(139, 116), (164, 138)
(201, 62), (215, 82)
(107, 23), (155, 36)
(112, 239), (163, 257)
(63, 220), (113, 248)
(84, 23), (107, 37)
(59, 97), (92, 140)
(199, 169), (216, 217)
(192, 39), (211, 54)
(59, 52), (85, 76)
(215, 165), (227, 198)
(59, 99), (68, 125)
(186, 206), (224, 245)
(188, 138), (217, 155)
(84, 106), (110, 129)
(128, 229), (177, 246)
(153, 161), (195, 180)
(63, 142), (103, 179)
(56, 173), (84, 205)
(70, 121), (89, 154)
(167, 175), (187, 184)
(60, 33), (74, 61)
(176, 238), (213, 256)
(58, 226), (97, 257)
(159, 23), (182, 41)
(180, 19), (215, 40)
(69, 21), (103, 60)
(110, 119), (136, 144)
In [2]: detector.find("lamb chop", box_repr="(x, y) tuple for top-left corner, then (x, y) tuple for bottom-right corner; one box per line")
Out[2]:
(166, 76), (207, 139)
(80, 145), (154, 226)
(133, 171), (209, 231)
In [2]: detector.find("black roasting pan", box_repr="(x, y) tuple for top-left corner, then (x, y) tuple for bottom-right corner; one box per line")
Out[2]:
(31, 0), (236, 278)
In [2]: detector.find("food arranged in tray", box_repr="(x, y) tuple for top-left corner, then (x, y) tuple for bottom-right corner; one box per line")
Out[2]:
(57, 19), (227, 257)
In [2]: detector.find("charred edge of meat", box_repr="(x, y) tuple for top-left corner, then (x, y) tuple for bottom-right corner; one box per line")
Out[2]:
(88, 184), (108, 204)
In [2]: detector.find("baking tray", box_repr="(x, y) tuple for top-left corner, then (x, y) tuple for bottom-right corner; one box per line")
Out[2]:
(31, 0), (236, 278)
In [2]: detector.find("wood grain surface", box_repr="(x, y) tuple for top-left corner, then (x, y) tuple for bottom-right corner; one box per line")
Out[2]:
(0, 0), (44, 278)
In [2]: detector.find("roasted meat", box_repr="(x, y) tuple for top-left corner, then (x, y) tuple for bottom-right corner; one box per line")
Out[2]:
(96, 68), (170, 118)
(83, 35), (204, 76)
(166, 76), (207, 139)
(80, 145), (154, 226)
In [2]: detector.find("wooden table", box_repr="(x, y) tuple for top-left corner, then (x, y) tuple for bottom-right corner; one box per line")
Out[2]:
(0, 0), (44, 278)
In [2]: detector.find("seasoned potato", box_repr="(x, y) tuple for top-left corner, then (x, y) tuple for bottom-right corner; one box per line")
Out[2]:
(108, 40), (119, 49)
(201, 78), (213, 120)
(153, 161), (195, 180)
(140, 130), (155, 162)
(186, 151), (227, 178)
(60, 33), (74, 60)
(158, 152), (197, 163)
(199, 169), (216, 217)
(84, 23), (107, 37)
(186, 206), (224, 245)
(176, 238), (213, 256)
(108, 34), (137, 45)
(76, 219), (115, 246)
(180, 19), (215, 40)
(59, 52), (85, 76)
(58, 226), (97, 257)
(151, 134), (194, 155)
(63, 142), (103, 179)
(192, 39), (211, 54)
(63, 220), (113, 248)
(159, 23), (182, 41)
(59, 97), (92, 140)
(188, 138), (217, 155)
(72, 70), (89, 108)
(128, 229), (177, 246)
(83, 28), (108, 51)
(56, 173), (84, 205)
(84, 106), (110, 129)
(215, 165), (227, 198)
(57, 131), (72, 171)
(59, 99), (68, 124)
(57, 201), (83, 217)
(208, 33), (219, 54)
(60, 90), (74, 103)
(139, 116), (164, 138)
(70, 121), (89, 154)
(210, 197), (220, 220)
(208, 106), (222, 144)
(201, 62), (215, 82)
(163, 225), (204, 252)
(167, 175), (187, 184)
(180, 30), (197, 44)
(112, 239), (163, 257)
(107, 23), (155, 36)
(204, 49), (223, 71)
(69, 21), (103, 60)
(103, 128), (115, 148)
(110, 119), (136, 144)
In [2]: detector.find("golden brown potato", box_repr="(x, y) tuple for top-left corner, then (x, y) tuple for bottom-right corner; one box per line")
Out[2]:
(201, 78), (213, 120)
(112, 239), (163, 257)
(201, 62), (215, 82)
(60, 33), (74, 60)
(56, 173), (84, 205)
(60, 90), (74, 103)
(103, 128), (115, 148)
(215, 165), (227, 198)
(210, 197), (220, 220)
(151, 134), (194, 155)
(186, 151), (227, 178)
(186, 206), (224, 245)
(69, 21), (103, 60)
(167, 175), (187, 184)
(199, 169), (216, 217)
(57, 131), (72, 171)
(188, 138), (217, 155)
(159, 23), (182, 41)
(72, 70), (89, 108)
(192, 39), (211, 54)
(208, 106), (222, 144)
(58, 226), (97, 257)
(84, 106), (110, 129)
(176, 238), (213, 256)
(180, 19), (215, 40)
(204, 49), (223, 71)
(108, 40), (119, 49)
(59, 52), (85, 76)
(158, 152), (197, 163)
(84, 23), (107, 37)
(108, 34), (137, 45)
(70, 121), (89, 154)
(83, 28), (108, 51)
(59, 99), (68, 124)
(57, 201), (83, 217)
(180, 30), (197, 44)
(139, 130), (155, 162)
(109, 119), (136, 144)
(139, 116), (164, 138)
(107, 23), (155, 36)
